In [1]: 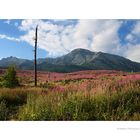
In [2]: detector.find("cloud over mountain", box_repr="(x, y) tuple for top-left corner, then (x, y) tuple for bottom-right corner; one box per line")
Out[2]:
(1, 19), (140, 62)
(19, 19), (123, 57)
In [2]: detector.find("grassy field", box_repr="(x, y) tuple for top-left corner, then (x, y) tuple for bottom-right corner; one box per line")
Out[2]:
(0, 70), (140, 121)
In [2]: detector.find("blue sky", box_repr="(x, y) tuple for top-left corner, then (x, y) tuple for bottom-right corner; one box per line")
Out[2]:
(0, 19), (48, 59)
(0, 19), (78, 60)
(0, 19), (140, 62)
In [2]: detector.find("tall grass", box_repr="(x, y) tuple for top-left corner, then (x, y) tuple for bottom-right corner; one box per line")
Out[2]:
(0, 80), (140, 120)
(18, 88), (140, 121)
(0, 87), (47, 120)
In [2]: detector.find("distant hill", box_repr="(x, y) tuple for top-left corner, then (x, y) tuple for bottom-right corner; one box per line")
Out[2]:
(1, 48), (140, 72)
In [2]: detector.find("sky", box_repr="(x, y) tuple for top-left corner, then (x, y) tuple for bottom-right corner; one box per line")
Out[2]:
(1, 19), (140, 62)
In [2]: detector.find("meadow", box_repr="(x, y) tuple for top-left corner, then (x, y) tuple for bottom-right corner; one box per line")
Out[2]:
(0, 69), (140, 120)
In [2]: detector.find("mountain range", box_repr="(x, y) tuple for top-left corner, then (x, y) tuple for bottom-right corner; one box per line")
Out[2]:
(0, 48), (140, 72)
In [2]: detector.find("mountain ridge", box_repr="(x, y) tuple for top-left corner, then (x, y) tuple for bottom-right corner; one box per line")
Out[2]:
(0, 48), (140, 72)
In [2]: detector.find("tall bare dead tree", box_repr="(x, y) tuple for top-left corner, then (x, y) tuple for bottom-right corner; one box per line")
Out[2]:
(34, 25), (38, 86)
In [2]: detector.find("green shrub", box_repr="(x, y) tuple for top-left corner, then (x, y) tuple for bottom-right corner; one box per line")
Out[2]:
(0, 100), (8, 120)
(2, 66), (20, 88)
(40, 82), (55, 89)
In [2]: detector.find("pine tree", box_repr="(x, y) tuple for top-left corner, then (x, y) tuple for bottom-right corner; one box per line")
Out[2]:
(3, 66), (19, 88)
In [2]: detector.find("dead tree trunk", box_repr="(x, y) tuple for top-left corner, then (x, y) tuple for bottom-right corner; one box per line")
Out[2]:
(34, 25), (38, 86)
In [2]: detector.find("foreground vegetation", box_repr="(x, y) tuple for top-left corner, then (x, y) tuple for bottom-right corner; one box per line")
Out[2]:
(0, 67), (140, 121)
(0, 81), (140, 120)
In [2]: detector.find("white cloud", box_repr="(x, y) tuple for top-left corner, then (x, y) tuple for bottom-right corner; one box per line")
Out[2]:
(124, 21), (140, 62)
(0, 34), (20, 42)
(125, 44), (140, 62)
(3, 19), (140, 62)
(90, 20), (122, 54)
(125, 21), (140, 44)
(4, 19), (11, 24)
(19, 19), (124, 57)
(19, 20), (66, 56)
(125, 34), (134, 42)
(132, 21), (140, 36)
